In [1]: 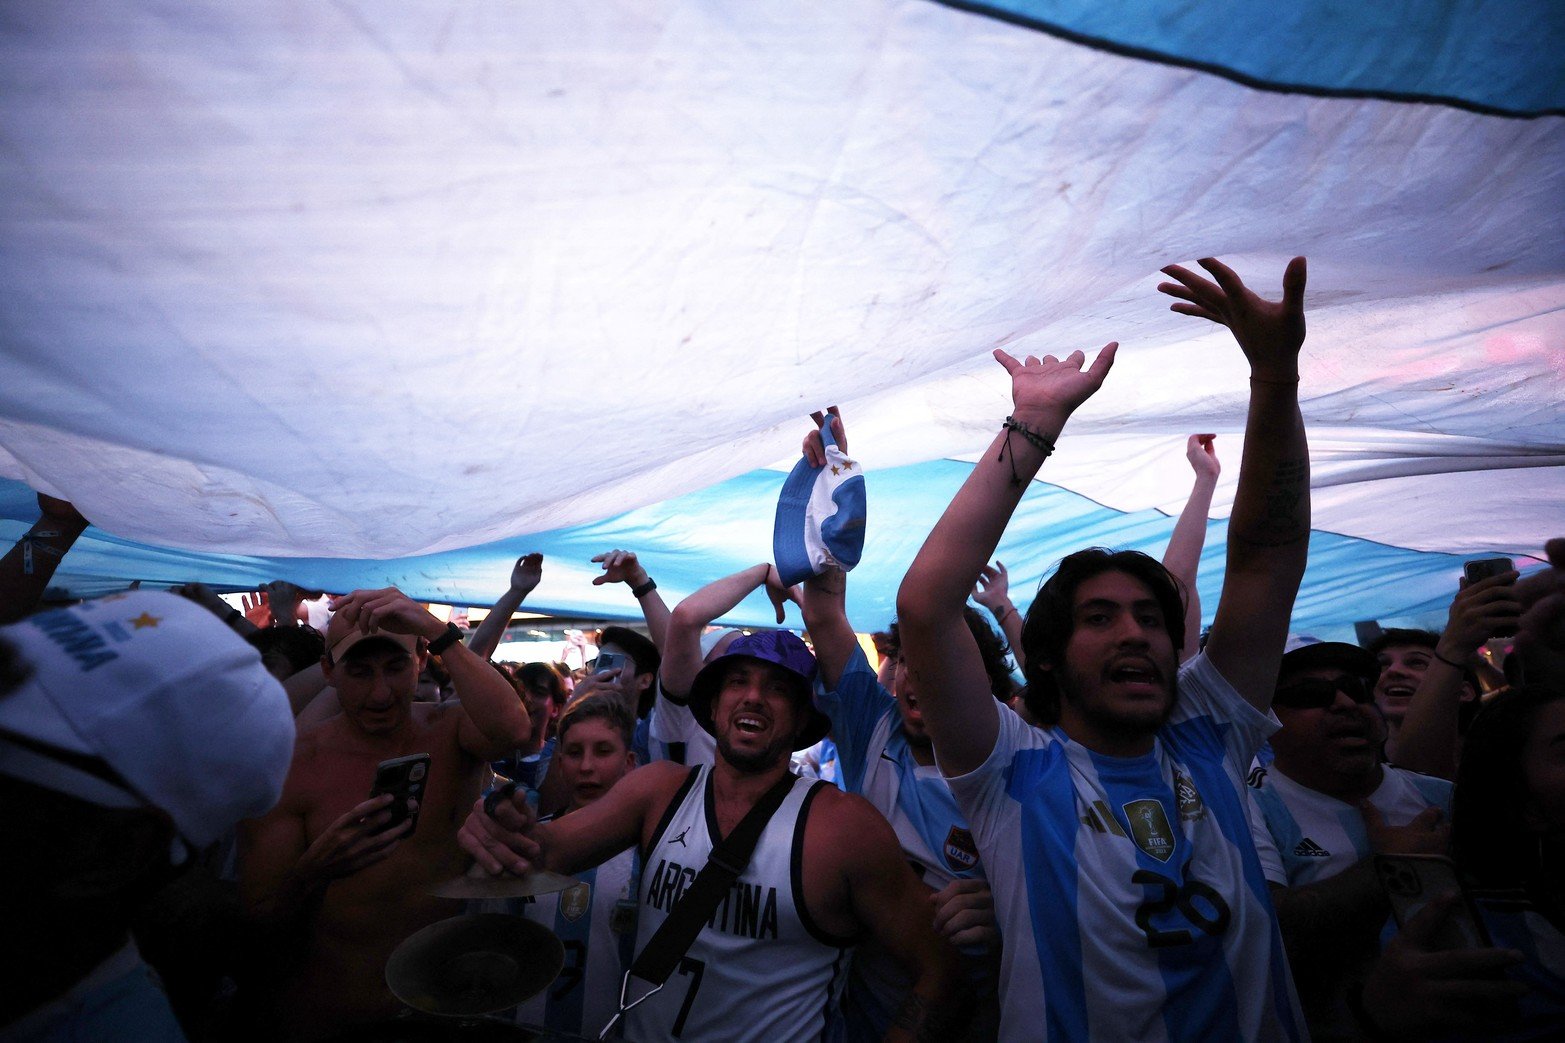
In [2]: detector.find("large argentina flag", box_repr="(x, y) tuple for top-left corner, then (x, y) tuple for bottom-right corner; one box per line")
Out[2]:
(1, 1), (1561, 637)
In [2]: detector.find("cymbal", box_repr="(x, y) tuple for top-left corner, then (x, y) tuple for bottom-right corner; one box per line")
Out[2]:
(386, 914), (565, 1017)
(429, 868), (579, 900)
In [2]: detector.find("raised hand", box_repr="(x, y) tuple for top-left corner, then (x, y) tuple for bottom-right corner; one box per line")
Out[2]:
(174, 582), (236, 619)
(570, 658), (640, 707)
(803, 407), (845, 467)
(262, 580), (318, 627)
(1186, 434), (1220, 480)
(329, 587), (444, 642)
(972, 562), (1011, 614)
(1158, 257), (1307, 379)
(764, 563), (801, 625)
(1440, 569), (1522, 663)
(509, 553), (543, 594)
(241, 590), (272, 627)
(992, 342), (1118, 422)
(591, 549), (649, 588)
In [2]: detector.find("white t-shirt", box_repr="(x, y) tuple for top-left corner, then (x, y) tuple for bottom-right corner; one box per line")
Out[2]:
(646, 677), (716, 765)
(1248, 762), (1453, 886)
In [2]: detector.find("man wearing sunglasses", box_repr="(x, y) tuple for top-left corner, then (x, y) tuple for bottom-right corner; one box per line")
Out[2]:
(1249, 636), (1452, 1040)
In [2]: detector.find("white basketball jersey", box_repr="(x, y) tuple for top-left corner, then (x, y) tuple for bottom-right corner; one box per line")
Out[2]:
(628, 766), (851, 1043)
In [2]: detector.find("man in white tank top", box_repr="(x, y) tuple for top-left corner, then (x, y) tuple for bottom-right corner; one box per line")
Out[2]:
(462, 630), (960, 1042)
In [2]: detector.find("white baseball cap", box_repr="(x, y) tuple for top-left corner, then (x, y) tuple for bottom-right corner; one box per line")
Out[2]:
(0, 591), (295, 849)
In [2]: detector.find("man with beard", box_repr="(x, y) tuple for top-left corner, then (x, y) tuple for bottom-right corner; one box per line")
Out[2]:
(895, 257), (1314, 1040)
(1249, 638), (1452, 1040)
(460, 631), (959, 1042)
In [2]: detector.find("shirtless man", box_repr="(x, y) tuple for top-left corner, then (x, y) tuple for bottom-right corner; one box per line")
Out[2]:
(239, 587), (531, 1041)
(460, 631), (960, 1042)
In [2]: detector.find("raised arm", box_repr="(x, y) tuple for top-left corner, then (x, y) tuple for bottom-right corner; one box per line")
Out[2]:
(661, 563), (796, 698)
(467, 553), (543, 661)
(0, 494), (89, 624)
(330, 587), (531, 758)
(794, 413), (863, 690)
(971, 561), (1024, 670)
(592, 549), (671, 651)
(1163, 435), (1221, 662)
(172, 582), (260, 638)
(1159, 257), (1310, 711)
(896, 342), (1118, 776)
(1392, 569), (1520, 777)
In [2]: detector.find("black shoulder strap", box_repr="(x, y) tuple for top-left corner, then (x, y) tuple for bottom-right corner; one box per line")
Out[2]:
(628, 771), (797, 986)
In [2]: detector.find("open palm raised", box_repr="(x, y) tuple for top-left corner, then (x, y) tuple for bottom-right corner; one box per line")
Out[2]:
(992, 342), (1119, 420)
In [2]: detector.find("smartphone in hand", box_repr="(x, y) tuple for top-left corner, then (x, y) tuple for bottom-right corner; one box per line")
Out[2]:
(1463, 557), (1517, 636)
(1376, 853), (1490, 950)
(593, 651), (627, 675)
(370, 753), (431, 836)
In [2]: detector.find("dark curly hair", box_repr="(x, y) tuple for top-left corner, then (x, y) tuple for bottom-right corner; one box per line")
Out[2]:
(888, 606), (1014, 701)
(1020, 548), (1186, 725)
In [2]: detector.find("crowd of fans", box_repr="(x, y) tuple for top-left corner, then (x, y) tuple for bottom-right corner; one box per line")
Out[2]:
(3, 256), (1563, 1042)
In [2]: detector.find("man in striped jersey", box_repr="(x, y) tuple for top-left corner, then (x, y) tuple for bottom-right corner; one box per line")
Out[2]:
(896, 257), (1313, 1041)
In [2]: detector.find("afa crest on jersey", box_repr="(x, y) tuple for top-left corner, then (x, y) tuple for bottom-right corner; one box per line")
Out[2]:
(559, 881), (592, 923)
(943, 826), (979, 871)
(1123, 799), (1176, 863)
(1174, 771), (1206, 823)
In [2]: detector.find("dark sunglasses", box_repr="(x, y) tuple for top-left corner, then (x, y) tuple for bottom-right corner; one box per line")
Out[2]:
(1273, 675), (1373, 710)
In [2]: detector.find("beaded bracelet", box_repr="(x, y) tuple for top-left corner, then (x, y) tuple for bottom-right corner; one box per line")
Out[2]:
(998, 416), (1056, 487)
(1003, 415), (1056, 455)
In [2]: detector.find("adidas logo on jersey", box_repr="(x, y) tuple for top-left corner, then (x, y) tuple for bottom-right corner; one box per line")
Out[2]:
(1293, 838), (1330, 858)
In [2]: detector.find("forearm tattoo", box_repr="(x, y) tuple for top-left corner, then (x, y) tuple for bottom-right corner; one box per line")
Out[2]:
(1235, 457), (1310, 548)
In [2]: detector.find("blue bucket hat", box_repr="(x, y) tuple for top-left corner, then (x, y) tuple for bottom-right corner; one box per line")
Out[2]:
(688, 631), (830, 751)
(773, 416), (867, 587)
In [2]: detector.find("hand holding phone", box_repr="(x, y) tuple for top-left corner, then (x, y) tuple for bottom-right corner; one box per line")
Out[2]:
(370, 753), (431, 836)
(1456, 558), (1521, 641)
(593, 651), (627, 676)
(1376, 854), (1490, 950)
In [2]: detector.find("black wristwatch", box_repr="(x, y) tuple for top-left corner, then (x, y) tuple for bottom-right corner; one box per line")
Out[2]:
(427, 621), (463, 656)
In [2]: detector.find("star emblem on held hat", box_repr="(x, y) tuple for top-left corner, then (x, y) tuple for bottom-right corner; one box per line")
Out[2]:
(830, 465), (840, 475)
(129, 612), (162, 630)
